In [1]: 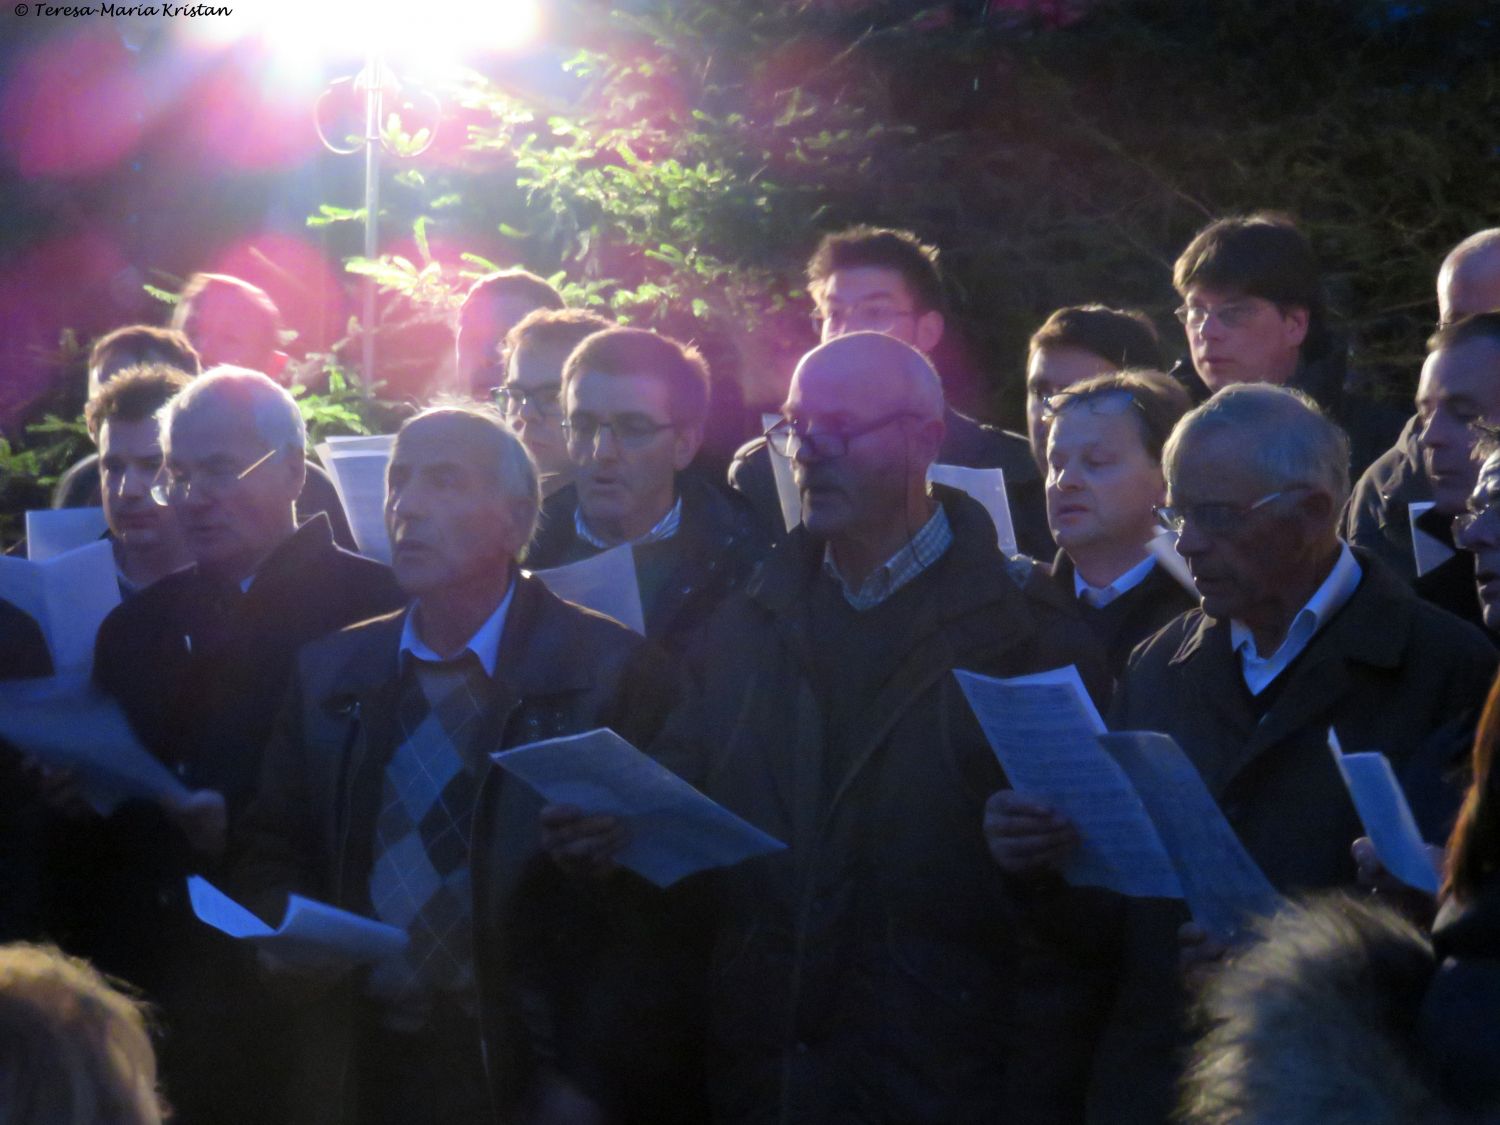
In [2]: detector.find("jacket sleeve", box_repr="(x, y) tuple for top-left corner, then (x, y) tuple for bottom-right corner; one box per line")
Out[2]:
(230, 665), (325, 924)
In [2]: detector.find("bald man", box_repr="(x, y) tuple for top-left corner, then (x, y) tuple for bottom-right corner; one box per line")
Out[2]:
(544, 332), (1109, 1122)
(1346, 229), (1500, 579)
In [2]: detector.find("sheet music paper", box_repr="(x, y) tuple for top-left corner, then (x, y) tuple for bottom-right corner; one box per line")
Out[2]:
(0, 540), (121, 675)
(1329, 730), (1441, 895)
(527, 545), (647, 635)
(761, 413), (803, 533)
(1409, 501), (1456, 577)
(25, 507), (108, 561)
(492, 728), (787, 887)
(955, 667), (1182, 899)
(187, 876), (407, 964)
(0, 681), (189, 811)
(1099, 731), (1281, 940)
(927, 465), (1017, 557)
(315, 436), (394, 563)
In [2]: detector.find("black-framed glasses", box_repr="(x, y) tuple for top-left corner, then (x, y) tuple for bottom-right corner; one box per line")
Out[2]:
(150, 446), (283, 507)
(1153, 488), (1304, 537)
(1173, 299), (1265, 331)
(562, 413), (677, 451)
(764, 411), (922, 460)
(492, 384), (562, 416)
(810, 299), (919, 336)
(1040, 387), (1143, 422)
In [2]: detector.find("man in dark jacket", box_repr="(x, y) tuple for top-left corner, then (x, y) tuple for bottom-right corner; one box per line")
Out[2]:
(727, 225), (1051, 557)
(78, 369), (404, 1124)
(235, 405), (682, 1125)
(1168, 212), (1403, 480)
(524, 327), (768, 652)
(988, 384), (1496, 1125)
(549, 333), (1109, 1123)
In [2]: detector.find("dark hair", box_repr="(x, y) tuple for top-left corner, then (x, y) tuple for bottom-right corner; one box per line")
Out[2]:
(84, 364), (193, 442)
(561, 328), (711, 429)
(1172, 213), (1327, 345)
(1445, 671), (1500, 903)
(1047, 368), (1192, 462)
(171, 274), (281, 349)
(1428, 310), (1500, 354)
(1028, 304), (1163, 370)
(504, 307), (613, 364)
(89, 326), (200, 386)
(806, 225), (945, 315)
(461, 270), (565, 329)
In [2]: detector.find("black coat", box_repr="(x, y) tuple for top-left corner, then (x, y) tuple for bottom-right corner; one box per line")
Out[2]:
(727, 405), (1055, 559)
(1045, 552), (1198, 679)
(524, 472), (769, 653)
(1342, 413), (1429, 581)
(234, 575), (690, 1125)
(647, 488), (1109, 1124)
(1087, 552), (1498, 1125)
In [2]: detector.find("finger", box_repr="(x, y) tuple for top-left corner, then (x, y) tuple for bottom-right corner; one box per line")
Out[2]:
(540, 804), (584, 826)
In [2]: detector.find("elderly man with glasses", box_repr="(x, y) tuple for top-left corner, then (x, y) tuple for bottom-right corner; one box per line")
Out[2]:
(522, 327), (767, 652)
(82, 367), (403, 1125)
(987, 382), (1496, 1125)
(543, 331), (1109, 1123)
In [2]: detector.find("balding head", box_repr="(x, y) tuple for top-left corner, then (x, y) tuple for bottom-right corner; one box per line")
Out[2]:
(1439, 229), (1500, 325)
(789, 331), (945, 427)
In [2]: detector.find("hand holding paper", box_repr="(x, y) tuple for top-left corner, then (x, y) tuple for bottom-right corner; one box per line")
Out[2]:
(493, 728), (786, 887)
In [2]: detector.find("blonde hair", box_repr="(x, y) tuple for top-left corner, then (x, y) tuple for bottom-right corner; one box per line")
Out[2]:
(0, 944), (163, 1125)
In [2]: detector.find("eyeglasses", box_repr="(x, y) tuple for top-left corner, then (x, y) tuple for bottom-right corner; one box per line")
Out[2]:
(1173, 300), (1265, 332)
(764, 411), (922, 460)
(811, 299), (919, 336)
(562, 413), (677, 451)
(1454, 497), (1500, 542)
(150, 446), (283, 507)
(492, 384), (562, 416)
(1153, 488), (1304, 537)
(1040, 387), (1143, 422)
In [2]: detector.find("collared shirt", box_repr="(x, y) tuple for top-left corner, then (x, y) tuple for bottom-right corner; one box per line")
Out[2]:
(575, 495), (683, 550)
(822, 504), (953, 612)
(1073, 553), (1157, 609)
(399, 577), (516, 678)
(1230, 542), (1362, 696)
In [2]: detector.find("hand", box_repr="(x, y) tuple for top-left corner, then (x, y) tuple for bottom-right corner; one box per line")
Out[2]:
(1351, 836), (1441, 925)
(525, 1071), (609, 1125)
(257, 947), (353, 1002)
(165, 788), (228, 858)
(24, 759), (95, 820)
(539, 804), (629, 878)
(982, 790), (1080, 875)
(1177, 921), (1228, 988)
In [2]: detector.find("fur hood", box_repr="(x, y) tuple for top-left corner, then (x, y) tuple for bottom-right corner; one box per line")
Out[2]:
(1179, 893), (1492, 1125)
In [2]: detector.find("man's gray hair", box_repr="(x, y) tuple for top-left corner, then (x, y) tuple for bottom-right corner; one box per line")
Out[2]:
(158, 365), (307, 454)
(1163, 383), (1351, 512)
(395, 402), (541, 541)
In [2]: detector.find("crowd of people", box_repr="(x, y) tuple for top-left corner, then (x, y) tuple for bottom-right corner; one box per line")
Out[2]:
(4, 213), (1500, 1124)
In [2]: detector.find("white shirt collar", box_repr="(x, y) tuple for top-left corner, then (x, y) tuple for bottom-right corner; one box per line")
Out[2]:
(576, 494), (682, 550)
(398, 577), (516, 678)
(1229, 542), (1362, 695)
(1072, 553), (1157, 609)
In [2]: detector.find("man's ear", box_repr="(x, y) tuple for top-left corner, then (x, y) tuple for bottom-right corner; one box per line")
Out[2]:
(672, 421), (705, 471)
(914, 310), (944, 355)
(1280, 305), (1310, 352)
(283, 445), (308, 499)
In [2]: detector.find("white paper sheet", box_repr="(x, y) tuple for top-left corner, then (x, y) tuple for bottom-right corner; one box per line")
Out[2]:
(927, 464), (1017, 557)
(491, 728), (787, 887)
(527, 545), (646, 635)
(315, 436), (394, 564)
(25, 507), (108, 561)
(0, 540), (121, 675)
(1145, 531), (1199, 597)
(1100, 731), (1281, 940)
(761, 413), (803, 533)
(187, 876), (407, 964)
(955, 667), (1182, 899)
(1409, 501), (1456, 577)
(0, 683), (189, 809)
(1330, 738), (1441, 895)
